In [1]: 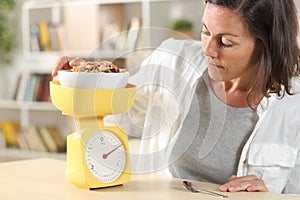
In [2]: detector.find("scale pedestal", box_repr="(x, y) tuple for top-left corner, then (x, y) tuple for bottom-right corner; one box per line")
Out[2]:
(50, 80), (136, 189)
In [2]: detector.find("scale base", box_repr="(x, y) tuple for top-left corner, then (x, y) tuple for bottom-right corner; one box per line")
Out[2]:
(66, 131), (131, 189)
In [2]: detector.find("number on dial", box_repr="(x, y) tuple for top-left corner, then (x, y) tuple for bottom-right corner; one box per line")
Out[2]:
(85, 131), (126, 183)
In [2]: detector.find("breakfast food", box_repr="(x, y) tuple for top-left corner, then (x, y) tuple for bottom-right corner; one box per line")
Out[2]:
(69, 60), (126, 73)
(57, 60), (129, 89)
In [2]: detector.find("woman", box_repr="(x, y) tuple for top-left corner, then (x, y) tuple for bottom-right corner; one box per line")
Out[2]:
(169, 0), (300, 194)
(52, 0), (300, 194)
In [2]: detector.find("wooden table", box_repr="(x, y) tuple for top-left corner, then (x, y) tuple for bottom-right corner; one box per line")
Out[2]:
(0, 158), (298, 200)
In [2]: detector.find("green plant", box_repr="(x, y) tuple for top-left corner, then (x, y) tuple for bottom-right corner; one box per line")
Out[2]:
(0, 0), (17, 67)
(171, 19), (193, 30)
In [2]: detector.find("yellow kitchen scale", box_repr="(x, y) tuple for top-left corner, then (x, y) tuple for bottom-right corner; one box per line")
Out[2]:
(50, 80), (136, 189)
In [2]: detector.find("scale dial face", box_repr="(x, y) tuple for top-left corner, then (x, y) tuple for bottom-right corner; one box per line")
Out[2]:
(85, 131), (126, 183)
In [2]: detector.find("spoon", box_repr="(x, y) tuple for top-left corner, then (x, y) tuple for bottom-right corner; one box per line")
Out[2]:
(182, 181), (228, 198)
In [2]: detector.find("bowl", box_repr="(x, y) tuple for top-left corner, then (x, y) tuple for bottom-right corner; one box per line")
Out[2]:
(57, 70), (130, 90)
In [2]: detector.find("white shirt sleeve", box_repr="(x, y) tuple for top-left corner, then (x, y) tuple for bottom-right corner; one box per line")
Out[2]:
(105, 38), (207, 174)
(284, 148), (300, 195)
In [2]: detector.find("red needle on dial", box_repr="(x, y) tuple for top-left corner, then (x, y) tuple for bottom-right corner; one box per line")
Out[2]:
(102, 144), (122, 159)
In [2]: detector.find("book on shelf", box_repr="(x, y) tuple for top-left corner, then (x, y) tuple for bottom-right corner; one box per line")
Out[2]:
(23, 73), (39, 101)
(0, 121), (20, 148)
(0, 128), (6, 149)
(16, 127), (31, 151)
(29, 24), (40, 52)
(48, 23), (59, 52)
(0, 121), (66, 153)
(100, 17), (141, 51)
(12, 73), (23, 100)
(29, 22), (68, 52)
(38, 22), (52, 51)
(0, 121), (30, 150)
(13, 73), (51, 102)
(40, 74), (52, 102)
(126, 17), (141, 50)
(23, 126), (48, 152)
(37, 126), (58, 153)
(55, 23), (69, 51)
(14, 72), (30, 101)
(47, 126), (66, 152)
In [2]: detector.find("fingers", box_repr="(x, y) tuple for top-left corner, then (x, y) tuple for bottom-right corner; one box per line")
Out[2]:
(52, 56), (70, 77)
(51, 56), (84, 77)
(69, 57), (85, 67)
(219, 174), (268, 192)
(246, 182), (268, 192)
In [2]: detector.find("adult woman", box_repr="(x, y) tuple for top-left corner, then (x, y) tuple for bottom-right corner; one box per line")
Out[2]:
(169, 0), (300, 194)
(52, 0), (300, 194)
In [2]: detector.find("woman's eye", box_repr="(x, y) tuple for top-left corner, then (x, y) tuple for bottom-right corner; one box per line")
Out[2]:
(221, 38), (234, 48)
(221, 43), (233, 48)
(201, 30), (210, 37)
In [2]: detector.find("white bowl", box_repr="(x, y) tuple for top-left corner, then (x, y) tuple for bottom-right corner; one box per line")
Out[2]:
(57, 70), (129, 90)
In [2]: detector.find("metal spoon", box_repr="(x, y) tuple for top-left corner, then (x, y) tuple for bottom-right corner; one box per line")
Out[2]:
(182, 181), (228, 198)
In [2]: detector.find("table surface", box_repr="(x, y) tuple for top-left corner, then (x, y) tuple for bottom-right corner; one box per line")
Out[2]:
(0, 158), (299, 200)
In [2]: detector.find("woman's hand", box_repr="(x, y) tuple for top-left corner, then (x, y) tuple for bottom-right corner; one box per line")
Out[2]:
(51, 56), (84, 77)
(219, 175), (268, 192)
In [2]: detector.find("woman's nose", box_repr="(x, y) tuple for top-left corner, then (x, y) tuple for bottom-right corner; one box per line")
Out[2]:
(202, 38), (218, 58)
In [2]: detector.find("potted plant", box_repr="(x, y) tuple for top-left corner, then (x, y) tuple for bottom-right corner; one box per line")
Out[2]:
(0, 0), (17, 67)
(170, 18), (193, 39)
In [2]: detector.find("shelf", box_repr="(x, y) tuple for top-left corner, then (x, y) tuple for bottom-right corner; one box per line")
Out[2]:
(0, 100), (57, 111)
(0, 100), (74, 132)
(0, 148), (65, 162)
(24, 49), (130, 60)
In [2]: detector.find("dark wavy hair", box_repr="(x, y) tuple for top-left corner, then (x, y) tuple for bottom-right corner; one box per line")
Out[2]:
(205, 0), (300, 107)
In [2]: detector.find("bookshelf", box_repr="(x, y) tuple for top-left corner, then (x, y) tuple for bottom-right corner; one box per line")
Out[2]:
(22, 0), (204, 59)
(0, 99), (74, 159)
(0, 0), (204, 161)
(22, 0), (144, 59)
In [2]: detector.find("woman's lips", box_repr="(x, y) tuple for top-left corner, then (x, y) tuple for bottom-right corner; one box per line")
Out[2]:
(208, 62), (224, 69)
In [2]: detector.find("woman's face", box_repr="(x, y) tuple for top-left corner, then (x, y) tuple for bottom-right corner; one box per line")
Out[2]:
(201, 3), (261, 83)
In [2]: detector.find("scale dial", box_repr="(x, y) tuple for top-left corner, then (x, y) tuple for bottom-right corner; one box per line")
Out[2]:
(85, 131), (126, 183)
